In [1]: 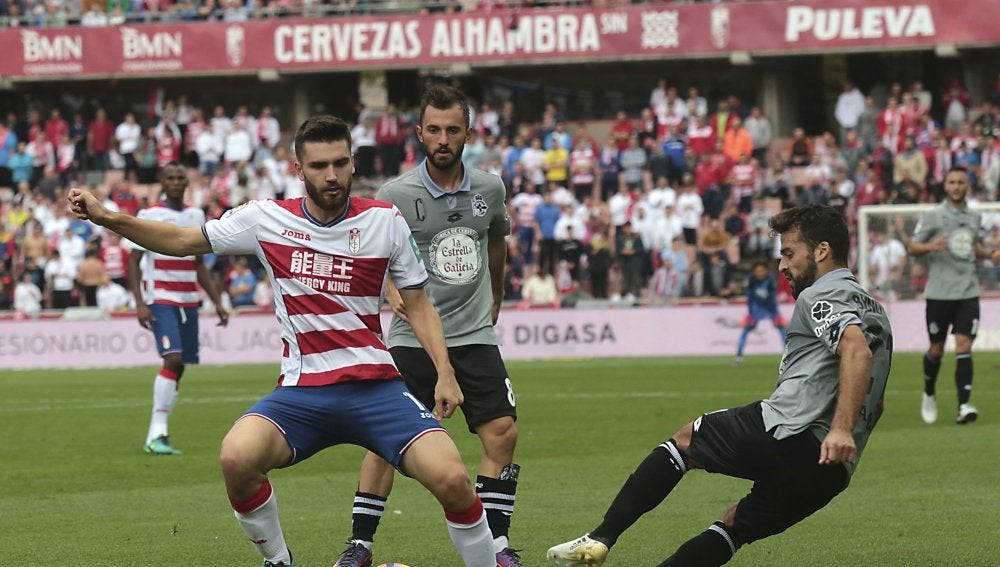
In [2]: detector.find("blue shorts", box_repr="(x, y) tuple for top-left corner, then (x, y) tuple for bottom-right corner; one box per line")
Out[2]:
(149, 304), (200, 364)
(242, 379), (446, 468)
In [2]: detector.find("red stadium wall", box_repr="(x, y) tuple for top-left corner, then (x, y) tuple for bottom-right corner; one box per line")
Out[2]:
(0, 0), (997, 80)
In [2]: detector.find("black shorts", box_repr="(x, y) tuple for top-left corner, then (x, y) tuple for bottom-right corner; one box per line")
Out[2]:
(687, 402), (848, 545)
(683, 227), (698, 246)
(925, 298), (980, 342)
(389, 344), (516, 434)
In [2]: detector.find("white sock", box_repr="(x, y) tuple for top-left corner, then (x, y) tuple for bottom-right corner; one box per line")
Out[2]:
(146, 372), (179, 445)
(445, 499), (495, 567)
(493, 535), (509, 553)
(232, 482), (291, 564)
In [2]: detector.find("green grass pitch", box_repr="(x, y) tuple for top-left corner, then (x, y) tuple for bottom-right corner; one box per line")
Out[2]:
(2, 353), (998, 566)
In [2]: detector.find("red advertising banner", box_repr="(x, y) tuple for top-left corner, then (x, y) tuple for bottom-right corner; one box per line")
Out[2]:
(0, 0), (996, 80)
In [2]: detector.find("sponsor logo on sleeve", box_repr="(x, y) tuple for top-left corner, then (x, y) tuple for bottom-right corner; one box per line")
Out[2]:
(810, 300), (841, 338)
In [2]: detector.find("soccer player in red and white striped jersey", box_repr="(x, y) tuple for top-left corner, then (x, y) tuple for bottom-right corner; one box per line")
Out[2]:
(69, 116), (496, 567)
(128, 163), (228, 456)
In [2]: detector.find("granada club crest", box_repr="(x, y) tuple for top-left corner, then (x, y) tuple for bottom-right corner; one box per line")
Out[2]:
(711, 6), (730, 49)
(349, 228), (361, 254)
(226, 25), (245, 67)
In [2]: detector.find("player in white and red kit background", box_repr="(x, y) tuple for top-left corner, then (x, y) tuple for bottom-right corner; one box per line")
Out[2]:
(128, 163), (229, 456)
(69, 116), (497, 567)
(100, 231), (129, 288)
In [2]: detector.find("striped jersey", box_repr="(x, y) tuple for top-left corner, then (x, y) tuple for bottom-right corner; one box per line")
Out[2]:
(134, 203), (206, 307)
(202, 197), (428, 387)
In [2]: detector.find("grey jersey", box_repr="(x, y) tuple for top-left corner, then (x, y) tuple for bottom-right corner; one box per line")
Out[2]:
(761, 269), (892, 476)
(376, 160), (510, 348)
(912, 203), (982, 300)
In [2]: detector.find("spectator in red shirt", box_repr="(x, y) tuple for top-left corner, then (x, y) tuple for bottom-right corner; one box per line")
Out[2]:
(375, 102), (405, 177)
(686, 114), (715, 158)
(44, 109), (69, 151)
(88, 108), (116, 172)
(26, 110), (42, 143)
(110, 180), (140, 216)
(156, 130), (181, 169)
(610, 111), (635, 151)
(100, 231), (130, 288)
(694, 151), (718, 196)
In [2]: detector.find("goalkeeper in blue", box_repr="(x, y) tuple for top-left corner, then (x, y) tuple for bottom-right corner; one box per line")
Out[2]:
(734, 261), (787, 366)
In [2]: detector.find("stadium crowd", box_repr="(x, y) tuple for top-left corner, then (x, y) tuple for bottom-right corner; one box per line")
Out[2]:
(1, 76), (999, 318)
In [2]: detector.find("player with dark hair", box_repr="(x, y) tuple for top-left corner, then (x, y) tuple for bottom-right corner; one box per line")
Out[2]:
(129, 162), (229, 455)
(734, 261), (787, 366)
(548, 204), (892, 567)
(908, 166), (996, 424)
(334, 84), (524, 567)
(69, 115), (498, 567)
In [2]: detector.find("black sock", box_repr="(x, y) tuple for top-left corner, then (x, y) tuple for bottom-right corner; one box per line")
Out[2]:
(590, 440), (687, 548)
(350, 491), (386, 543)
(659, 521), (740, 567)
(923, 352), (942, 396)
(956, 353), (973, 405)
(477, 474), (517, 544)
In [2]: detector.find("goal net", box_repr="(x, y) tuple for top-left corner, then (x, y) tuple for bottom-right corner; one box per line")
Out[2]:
(856, 202), (1000, 303)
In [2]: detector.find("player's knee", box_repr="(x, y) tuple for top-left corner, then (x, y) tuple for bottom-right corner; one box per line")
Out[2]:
(163, 357), (184, 377)
(218, 429), (270, 484)
(671, 422), (694, 451)
(954, 336), (974, 353)
(480, 418), (518, 455)
(719, 502), (739, 526)
(431, 465), (476, 508)
(219, 440), (252, 486)
(928, 343), (945, 359)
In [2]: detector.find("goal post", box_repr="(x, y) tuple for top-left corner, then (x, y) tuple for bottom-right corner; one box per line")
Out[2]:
(857, 202), (1000, 298)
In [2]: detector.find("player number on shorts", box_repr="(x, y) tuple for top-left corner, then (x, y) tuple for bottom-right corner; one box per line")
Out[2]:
(505, 378), (516, 407)
(402, 391), (431, 412)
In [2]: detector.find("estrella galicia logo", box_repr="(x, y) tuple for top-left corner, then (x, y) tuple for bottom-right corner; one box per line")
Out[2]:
(447, 212), (463, 223)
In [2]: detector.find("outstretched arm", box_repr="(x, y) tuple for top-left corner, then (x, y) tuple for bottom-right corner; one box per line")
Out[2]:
(68, 188), (212, 257)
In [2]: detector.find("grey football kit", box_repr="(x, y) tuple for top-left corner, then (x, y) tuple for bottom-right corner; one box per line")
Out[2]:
(688, 268), (892, 542)
(912, 203), (982, 340)
(761, 268), (892, 473)
(912, 203), (982, 301)
(376, 159), (519, 553)
(377, 161), (510, 351)
(912, 201), (983, 421)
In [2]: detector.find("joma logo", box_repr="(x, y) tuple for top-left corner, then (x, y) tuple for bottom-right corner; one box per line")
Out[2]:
(281, 229), (311, 241)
